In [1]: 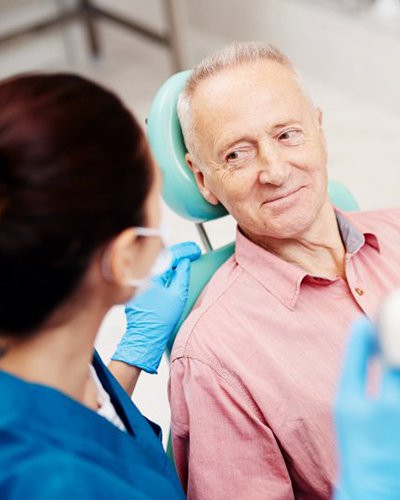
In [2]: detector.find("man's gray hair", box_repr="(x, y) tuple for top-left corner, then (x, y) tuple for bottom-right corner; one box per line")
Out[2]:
(177, 41), (297, 164)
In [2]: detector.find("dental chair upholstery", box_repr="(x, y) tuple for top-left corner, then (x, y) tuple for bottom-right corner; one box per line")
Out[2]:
(147, 70), (360, 352)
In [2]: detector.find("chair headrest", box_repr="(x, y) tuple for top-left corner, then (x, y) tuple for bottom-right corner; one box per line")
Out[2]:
(147, 70), (228, 223)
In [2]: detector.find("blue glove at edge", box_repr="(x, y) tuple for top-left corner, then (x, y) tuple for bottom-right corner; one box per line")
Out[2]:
(334, 316), (400, 500)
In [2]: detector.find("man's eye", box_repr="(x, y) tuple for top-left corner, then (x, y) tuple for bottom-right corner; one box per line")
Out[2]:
(279, 129), (302, 143)
(225, 147), (252, 163)
(226, 151), (241, 161)
(224, 146), (256, 166)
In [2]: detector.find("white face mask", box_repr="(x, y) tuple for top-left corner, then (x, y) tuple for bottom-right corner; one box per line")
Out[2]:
(102, 225), (171, 298)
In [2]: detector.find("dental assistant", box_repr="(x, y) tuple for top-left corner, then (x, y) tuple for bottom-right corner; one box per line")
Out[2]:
(0, 73), (199, 499)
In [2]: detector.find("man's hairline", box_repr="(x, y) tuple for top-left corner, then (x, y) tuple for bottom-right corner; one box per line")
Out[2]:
(179, 59), (316, 171)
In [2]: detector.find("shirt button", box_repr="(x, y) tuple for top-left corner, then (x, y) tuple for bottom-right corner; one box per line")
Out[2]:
(355, 287), (364, 296)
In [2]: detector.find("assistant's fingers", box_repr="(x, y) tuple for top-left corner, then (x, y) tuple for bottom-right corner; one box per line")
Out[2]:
(170, 242), (201, 268)
(152, 268), (173, 287)
(167, 258), (191, 294)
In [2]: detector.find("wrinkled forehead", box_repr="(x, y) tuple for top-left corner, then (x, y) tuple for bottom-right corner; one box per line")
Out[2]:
(191, 60), (310, 124)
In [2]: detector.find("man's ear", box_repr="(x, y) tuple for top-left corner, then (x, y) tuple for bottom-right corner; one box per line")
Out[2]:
(105, 228), (140, 286)
(185, 153), (219, 206)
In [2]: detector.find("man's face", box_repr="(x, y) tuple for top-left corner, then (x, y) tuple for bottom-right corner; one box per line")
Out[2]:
(187, 60), (329, 240)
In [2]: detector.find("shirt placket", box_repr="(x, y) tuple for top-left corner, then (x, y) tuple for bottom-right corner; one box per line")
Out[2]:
(345, 252), (370, 316)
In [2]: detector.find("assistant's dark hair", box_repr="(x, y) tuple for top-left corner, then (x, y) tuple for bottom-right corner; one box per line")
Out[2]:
(0, 73), (153, 335)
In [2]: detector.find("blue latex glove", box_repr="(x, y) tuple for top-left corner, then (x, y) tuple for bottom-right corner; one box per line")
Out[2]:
(111, 241), (201, 374)
(334, 316), (400, 500)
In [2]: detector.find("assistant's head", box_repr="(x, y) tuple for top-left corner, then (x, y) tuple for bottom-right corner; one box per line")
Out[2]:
(0, 73), (162, 337)
(177, 42), (329, 241)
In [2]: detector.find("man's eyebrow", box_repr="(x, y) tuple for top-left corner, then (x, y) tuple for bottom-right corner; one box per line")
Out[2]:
(270, 121), (299, 132)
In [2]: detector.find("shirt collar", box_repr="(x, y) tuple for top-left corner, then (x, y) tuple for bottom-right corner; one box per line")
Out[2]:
(335, 208), (380, 253)
(235, 209), (380, 310)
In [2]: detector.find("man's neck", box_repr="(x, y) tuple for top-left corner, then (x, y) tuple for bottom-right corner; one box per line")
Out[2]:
(243, 202), (346, 279)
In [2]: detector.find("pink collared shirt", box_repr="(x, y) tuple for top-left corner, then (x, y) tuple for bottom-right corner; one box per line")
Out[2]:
(169, 209), (400, 500)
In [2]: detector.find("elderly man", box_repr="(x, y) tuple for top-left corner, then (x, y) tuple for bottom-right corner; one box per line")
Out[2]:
(168, 42), (400, 499)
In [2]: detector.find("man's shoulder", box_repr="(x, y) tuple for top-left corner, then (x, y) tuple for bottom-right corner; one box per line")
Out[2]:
(347, 207), (400, 226)
(171, 254), (245, 361)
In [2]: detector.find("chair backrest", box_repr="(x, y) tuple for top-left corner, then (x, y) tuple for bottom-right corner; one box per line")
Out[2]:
(147, 71), (360, 350)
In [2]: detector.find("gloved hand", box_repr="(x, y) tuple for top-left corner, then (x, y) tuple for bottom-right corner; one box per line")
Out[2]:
(334, 316), (400, 500)
(111, 241), (201, 374)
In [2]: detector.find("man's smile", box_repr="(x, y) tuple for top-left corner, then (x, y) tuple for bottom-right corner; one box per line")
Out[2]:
(261, 186), (305, 207)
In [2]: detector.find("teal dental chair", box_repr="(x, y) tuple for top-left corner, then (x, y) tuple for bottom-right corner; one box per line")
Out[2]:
(147, 70), (360, 352)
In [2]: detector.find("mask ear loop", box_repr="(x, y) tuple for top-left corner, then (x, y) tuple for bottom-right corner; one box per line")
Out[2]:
(101, 225), (170, 289)
(101, 241), (146, 289)
(101, 233), (159, 290)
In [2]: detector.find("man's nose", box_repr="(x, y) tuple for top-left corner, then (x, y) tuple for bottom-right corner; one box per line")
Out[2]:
(257, 142), (290, 187)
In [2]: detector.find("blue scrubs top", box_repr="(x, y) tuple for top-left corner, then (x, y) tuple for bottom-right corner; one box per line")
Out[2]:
(0, 351), (185, 499)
